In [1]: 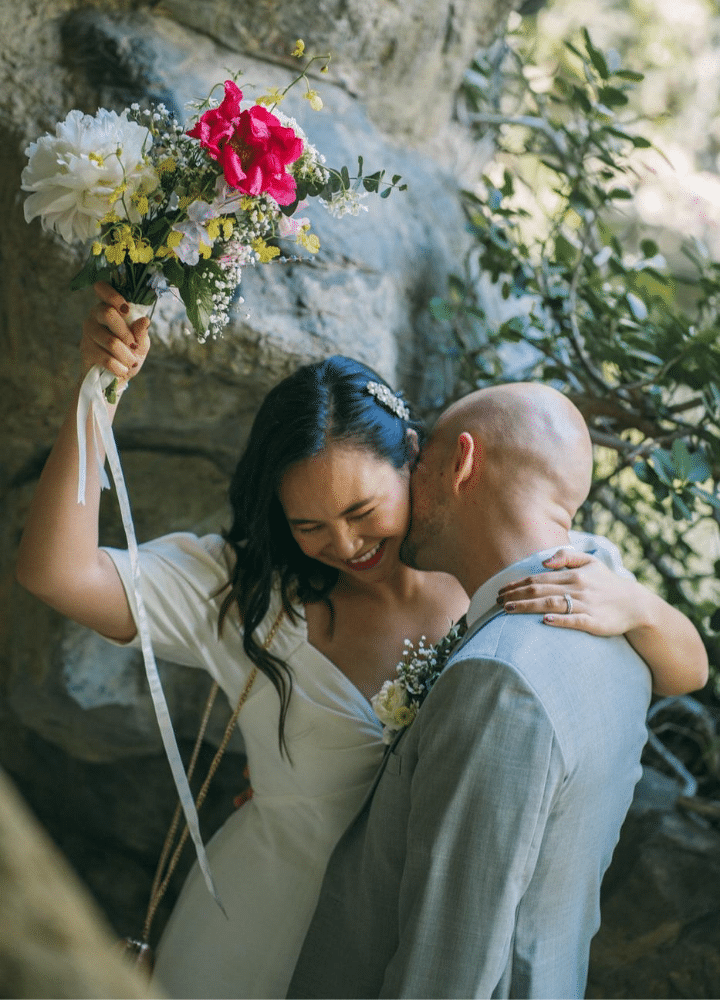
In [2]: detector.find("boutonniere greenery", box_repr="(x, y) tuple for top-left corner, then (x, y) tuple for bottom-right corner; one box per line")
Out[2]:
(371, 621), (466, 744)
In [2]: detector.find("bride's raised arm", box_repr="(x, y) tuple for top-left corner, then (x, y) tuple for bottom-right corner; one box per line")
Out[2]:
(496, 547), (709, 697)
(15, 282), (150, 642)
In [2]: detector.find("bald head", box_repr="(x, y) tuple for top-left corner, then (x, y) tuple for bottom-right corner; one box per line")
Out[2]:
(433, 382), (593, 518)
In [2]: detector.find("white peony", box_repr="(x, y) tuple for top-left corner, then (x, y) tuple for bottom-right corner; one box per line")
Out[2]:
(22, 108), (158, 244)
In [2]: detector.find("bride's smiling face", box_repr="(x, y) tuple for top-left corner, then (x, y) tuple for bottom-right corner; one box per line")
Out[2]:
(279, 441), (411, 580)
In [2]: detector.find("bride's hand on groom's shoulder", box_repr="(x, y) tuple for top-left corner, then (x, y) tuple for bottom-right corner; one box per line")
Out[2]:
(496, 548), (640, 637)
(80, 281), (151, 386)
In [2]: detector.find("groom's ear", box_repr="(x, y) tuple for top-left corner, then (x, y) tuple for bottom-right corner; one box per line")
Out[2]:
(405, 427), (420, 464)
(452, 431), (476, 494)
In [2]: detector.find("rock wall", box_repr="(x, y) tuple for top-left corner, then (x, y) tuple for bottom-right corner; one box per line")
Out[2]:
(1, 0), (517, 958)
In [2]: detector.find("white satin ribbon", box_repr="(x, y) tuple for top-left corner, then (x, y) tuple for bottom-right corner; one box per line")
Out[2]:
(76, 363), (225, 914)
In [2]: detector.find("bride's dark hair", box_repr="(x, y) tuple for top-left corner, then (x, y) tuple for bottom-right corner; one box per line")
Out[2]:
(218, 355), (424, 753)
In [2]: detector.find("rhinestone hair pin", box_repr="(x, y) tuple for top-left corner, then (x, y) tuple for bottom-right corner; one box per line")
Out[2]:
(366, 380), (411, 421)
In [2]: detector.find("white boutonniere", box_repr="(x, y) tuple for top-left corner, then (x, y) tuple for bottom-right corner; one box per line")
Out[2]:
(371, 621), (466, 744)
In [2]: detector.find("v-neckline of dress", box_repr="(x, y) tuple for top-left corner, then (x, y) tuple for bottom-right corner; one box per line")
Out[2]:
(296, 608), (384, 723)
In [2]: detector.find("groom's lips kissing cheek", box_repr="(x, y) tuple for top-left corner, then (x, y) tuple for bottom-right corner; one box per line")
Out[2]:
(344, 538), (387, 570)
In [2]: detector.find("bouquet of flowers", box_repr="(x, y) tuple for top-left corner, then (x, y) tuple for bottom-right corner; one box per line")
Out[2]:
(22, 42), (405, 397)
(371, 621), (467, 744)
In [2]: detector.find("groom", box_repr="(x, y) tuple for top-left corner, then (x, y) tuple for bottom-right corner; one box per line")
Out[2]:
(289, 383), (652, 999)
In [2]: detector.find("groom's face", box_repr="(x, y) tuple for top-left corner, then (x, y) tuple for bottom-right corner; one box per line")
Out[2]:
(400, 435), (450, 572)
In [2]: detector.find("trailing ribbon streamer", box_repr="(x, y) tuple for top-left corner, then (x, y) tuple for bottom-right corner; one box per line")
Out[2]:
(75, 362), (225, 915)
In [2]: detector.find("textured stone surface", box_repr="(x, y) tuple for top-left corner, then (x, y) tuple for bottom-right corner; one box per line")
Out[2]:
(587, 766), (720, 1000)
(158, 0), (517, 142)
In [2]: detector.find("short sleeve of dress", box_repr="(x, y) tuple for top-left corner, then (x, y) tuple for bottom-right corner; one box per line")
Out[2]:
(568, 530), (636, 580)
(101, 532), (236, 669)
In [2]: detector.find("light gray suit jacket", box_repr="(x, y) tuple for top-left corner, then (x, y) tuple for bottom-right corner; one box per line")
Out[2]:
(289, 583), (651, 999)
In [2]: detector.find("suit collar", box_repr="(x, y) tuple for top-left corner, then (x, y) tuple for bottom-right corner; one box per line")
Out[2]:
(466, 544), (576, 629)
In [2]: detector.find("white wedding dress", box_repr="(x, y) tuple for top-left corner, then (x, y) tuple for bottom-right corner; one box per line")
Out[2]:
(103, 532), (386, 999)
(103, 529), (628, 999)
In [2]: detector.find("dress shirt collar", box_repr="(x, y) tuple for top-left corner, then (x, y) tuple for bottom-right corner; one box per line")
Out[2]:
(466, 544), (579, 630)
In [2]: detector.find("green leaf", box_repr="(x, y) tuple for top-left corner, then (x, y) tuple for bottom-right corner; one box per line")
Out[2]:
(640, 239), (659, 258)
(686, 449), (712, 483)
(357, 155), (363, 177)
(710, 608), (720, 632)
(633, 460), (651, 484)
(630, 135), (652, 148)
(689, 485), (720, 509)
(582, 28), (610, 80)
(598, 86), (629, 108)
(650, 448), (675, 485)
(362, 170), (382, 193)
(554, 233), (578, 265)
(340, 165), (350, 189)
(180, 267), (215, 338)
(671, 439), (693, 480)
(670, 492), (692, 520)
(70, 254), (103, 291)
(614, 69), (644, 82)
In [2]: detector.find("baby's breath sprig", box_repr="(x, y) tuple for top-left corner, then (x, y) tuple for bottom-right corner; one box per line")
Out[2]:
(371, 620), (466, 744)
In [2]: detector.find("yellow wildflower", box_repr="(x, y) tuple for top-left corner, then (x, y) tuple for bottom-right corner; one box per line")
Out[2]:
(252, 238), (280, 263)
(101, 210), (121, 225)
(292, 39), (305, 58)
(128, 240), (154, 264)
(222, 219), (234, 239)
(105, 243), (126, 265)
(109, 182), (128, 202)
(157, 157), (176, 174)
(132, 193), (149, 215)
(198, 241), (212, 259)
(297, 226), (320, 254)
(178, 195), (195, 211)
(206, 218), (221, 241)
(303, 90), (323, 111)
(166, 231), (184, 248)
(92, 241), (103, 256)
(240, 196), (255, 212)
(256, 87), (285, 107)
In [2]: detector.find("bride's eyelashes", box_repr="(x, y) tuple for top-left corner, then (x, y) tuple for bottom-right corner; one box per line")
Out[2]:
(295, 509), (376, 535)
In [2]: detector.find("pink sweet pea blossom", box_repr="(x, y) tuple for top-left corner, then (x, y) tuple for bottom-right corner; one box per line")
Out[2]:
(187, 81), (303, 206)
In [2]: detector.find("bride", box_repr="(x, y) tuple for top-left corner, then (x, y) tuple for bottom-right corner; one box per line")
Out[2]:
(16, 282), (707, 999)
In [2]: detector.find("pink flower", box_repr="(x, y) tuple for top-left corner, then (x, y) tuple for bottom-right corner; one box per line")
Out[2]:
(187, 81), (303, 206)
